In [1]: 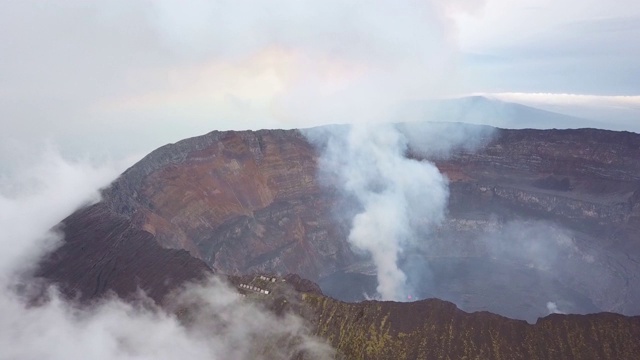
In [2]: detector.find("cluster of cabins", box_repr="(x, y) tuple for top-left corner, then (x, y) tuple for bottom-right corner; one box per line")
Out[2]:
(239, 283), (270, 294)
(237, 275), (279, 295)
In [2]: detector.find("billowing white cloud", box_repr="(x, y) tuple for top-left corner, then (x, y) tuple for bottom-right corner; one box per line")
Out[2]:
(0, 148), (121, 276)
(0, 148), (333, 360)
(1, 278), (333, 360)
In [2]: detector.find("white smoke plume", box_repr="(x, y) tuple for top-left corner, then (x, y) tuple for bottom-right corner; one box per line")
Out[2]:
(547, 301), (566, 315)
(0, 148), (334, 360)
(308, 124), (449, 300)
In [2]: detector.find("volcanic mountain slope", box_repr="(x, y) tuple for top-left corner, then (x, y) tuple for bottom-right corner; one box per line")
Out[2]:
(35, 124), (640, 359)
(38, 201), (212, 303)
(38, 125), (640, 322)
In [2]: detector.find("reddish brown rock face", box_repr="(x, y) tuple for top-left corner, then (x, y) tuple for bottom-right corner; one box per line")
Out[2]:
(102, 130), (356, 282)
(36, 202), (212, 303)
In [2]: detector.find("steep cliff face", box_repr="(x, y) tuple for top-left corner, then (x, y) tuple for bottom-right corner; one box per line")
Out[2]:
(40, 125), (640, 322)
(101, 129), (355, 281)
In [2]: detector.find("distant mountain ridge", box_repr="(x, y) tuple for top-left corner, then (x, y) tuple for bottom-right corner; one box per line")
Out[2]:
(399, 95), (610, 130)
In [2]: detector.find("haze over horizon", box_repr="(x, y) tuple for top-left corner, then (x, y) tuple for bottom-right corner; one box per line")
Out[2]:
(1, 0), (639, 167)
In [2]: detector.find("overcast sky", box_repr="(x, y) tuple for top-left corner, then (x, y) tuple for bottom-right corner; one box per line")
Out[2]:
(1, 0), (639, 165)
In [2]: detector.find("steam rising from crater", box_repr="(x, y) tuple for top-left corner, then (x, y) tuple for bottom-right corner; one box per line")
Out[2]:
(547, 301), (566, 315)
(307, 121), (601, 318)
(323, 124), (448, 300)
(306, 123), (493, 300)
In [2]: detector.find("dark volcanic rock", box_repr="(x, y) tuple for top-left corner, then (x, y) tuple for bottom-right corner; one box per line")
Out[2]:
(37, 202), (212, 303)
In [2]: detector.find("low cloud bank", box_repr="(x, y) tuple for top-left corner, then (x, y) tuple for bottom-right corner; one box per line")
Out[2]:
(0, 148), (333, 360)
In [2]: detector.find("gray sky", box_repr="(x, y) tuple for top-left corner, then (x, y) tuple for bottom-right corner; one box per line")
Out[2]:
(457, 0), (640, 94)
(1, 0), (639, 164)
